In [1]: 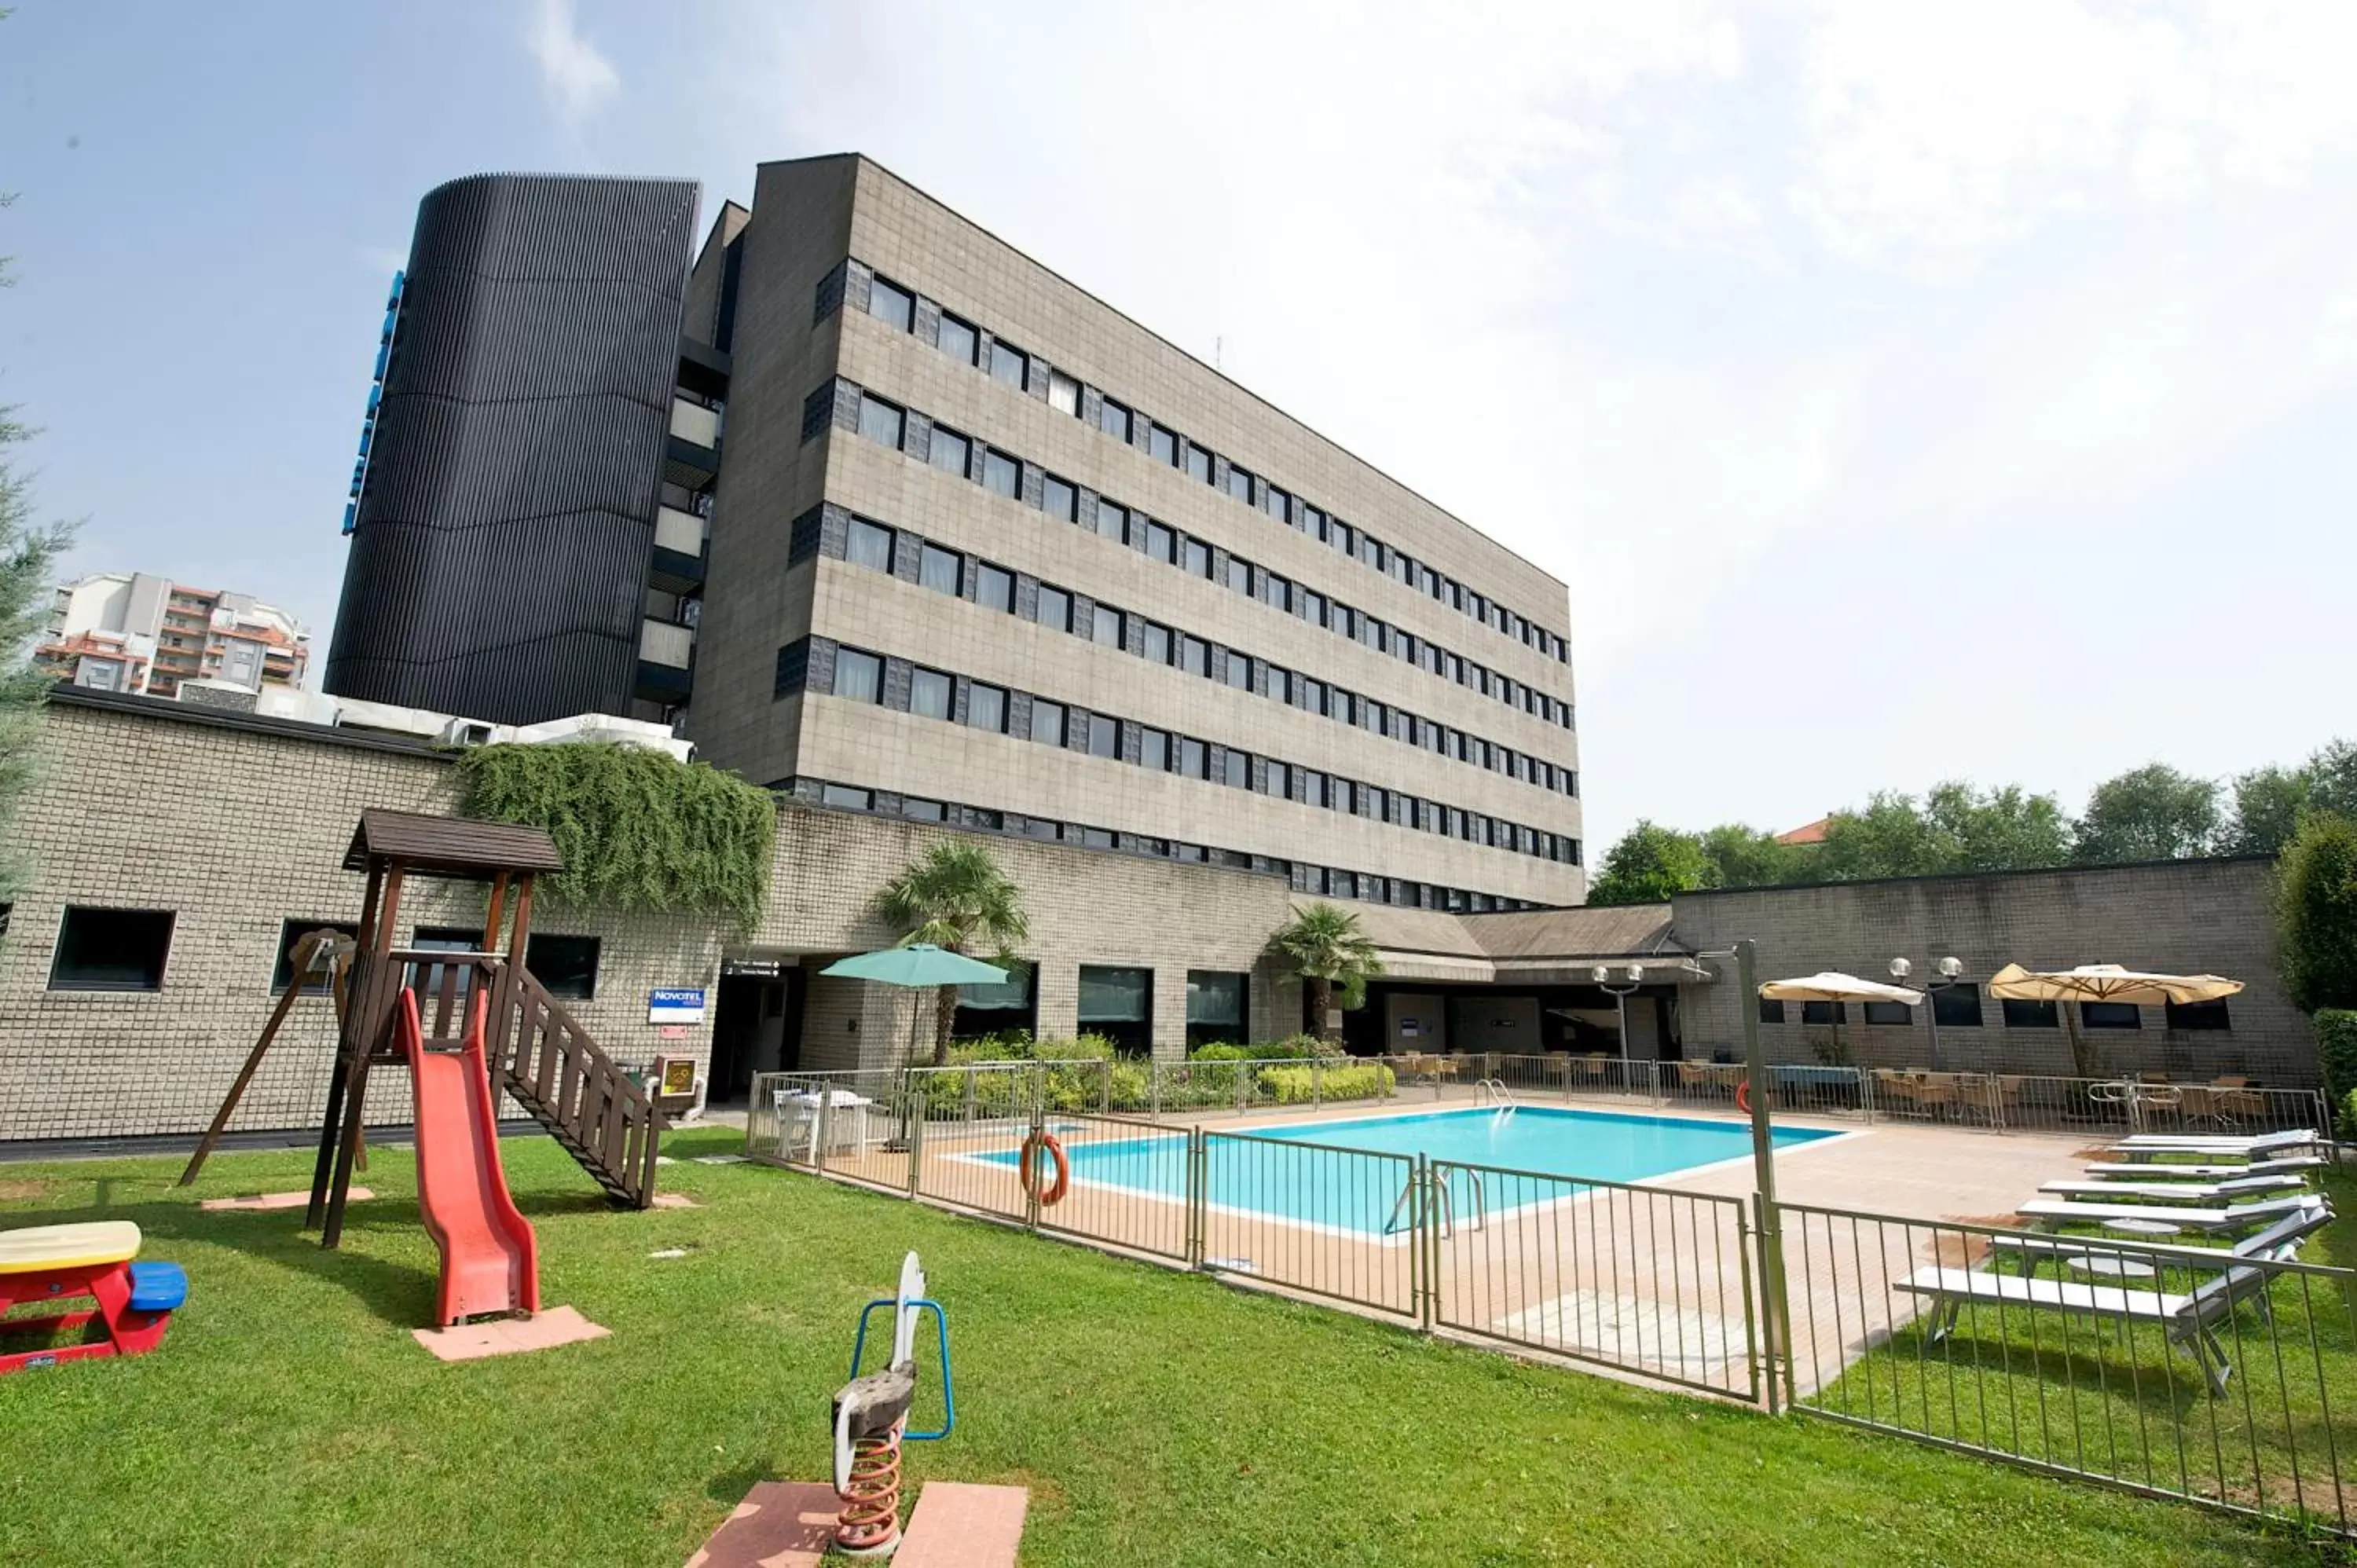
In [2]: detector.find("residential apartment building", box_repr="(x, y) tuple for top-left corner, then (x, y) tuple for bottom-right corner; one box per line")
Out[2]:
(324, 157), (1585, 914)
(38, 571), (308, 698)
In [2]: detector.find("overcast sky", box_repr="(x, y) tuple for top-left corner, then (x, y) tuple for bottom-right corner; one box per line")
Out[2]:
(5, 2), (2352, 851)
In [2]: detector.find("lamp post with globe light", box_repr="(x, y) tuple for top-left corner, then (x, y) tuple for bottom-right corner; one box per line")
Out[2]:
(1592, 962), (1647, 1070)
(1889, 954), (1964, 1072)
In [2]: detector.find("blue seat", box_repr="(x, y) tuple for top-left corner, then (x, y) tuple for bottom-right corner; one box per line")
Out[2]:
(126, 1261), (187, 1313)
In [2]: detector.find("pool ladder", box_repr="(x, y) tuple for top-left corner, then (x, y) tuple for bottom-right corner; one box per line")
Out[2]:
(1383, 1165), (1486, 1237)
(1474, 1079), (1517, 1114)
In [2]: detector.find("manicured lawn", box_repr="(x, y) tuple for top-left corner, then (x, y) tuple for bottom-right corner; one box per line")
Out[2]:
(0, 1127), (2344, 1566)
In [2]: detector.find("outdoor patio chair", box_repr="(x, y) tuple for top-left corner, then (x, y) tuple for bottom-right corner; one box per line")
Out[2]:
(1897, 1248), (2289, 1394)
(1570, 1053), (1611, 1083)
(2040, 1172), (2308, 1202)
(2172, 1083), (2271, 1131)
(1673, 1061), (1713, 1098)
(2015, 1192), (2324, 1234)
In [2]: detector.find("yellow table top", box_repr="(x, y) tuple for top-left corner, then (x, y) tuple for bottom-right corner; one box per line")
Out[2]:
(0, 1220), (142, 1273)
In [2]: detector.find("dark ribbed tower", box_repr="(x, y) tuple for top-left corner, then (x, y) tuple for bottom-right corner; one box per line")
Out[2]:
(324, 174), (704, 724)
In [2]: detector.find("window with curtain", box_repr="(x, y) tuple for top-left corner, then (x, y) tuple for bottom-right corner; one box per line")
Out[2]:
(857, 394), (904, 449)
(918, 544), (960, 596)
(909, 667), (952, 720)
(846, 518), (893, 573)
(955, 962), (1033, 1041)
(1078, 965), (1153, 1053)
(867, 276), (914, 332)
(1186, 970), (1248, 1050)
(937, 313), (978, 366)
(833, 648), (883, 702)
(929, 425), (970, 476)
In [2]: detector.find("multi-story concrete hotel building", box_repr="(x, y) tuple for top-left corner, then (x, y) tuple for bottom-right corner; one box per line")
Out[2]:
(328, 157), (1585, 916)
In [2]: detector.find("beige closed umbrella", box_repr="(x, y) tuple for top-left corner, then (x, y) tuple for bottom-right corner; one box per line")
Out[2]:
(1758, 972), (1927, 1071)
(1988, 963), (2244, 1080)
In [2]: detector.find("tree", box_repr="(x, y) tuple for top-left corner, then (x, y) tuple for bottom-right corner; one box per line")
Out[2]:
(1697, 823), (1809, 891)
(873, 841), (1030, 1064)
(1926, 782), (2073, 873)
(2073, 764), (2220, 864)
(1269, 902), (1383, 1044)
(2308, 740), (2357, 821)
(1816, 792), (1943, 881)
(2225, 764), (2312, 857)
(2278, 811), (2357, 1014)
(1586, 819), (1711, 905)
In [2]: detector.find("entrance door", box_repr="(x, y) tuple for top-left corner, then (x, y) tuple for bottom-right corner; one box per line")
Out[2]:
(709, 970), (799, 1101)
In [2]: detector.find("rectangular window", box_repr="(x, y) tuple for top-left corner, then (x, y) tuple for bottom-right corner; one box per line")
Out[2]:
(1931, 984), (1983, 1028)
(937, 313), (978, 366)
(982, 447), (1021, 497)
(902, 797), (945, 822)
(1099, 397), (1132, 441)
(270, 919), (360, 994)
(1863, 1000), (1913, 1026)
(526, 934), (599, 1001)
(1041, 474), (1077, 522)
(1077, 964), (1152, 1054)
(1225, 557), (1252, 595)
(1303, 504), (1325, 537)
(1087, 714), (1118, 757)
(1182, 538), (1211, 578)
(1802, 1001), (1847, 1026)
(1141, 621), (1171, 665)
(1080, 826), (1115, 849)
(1302, 769), (1328, 808)
(1758, 998), (1787, 1024)
(1223, 654), (1251, 691)
(857, 394), (904, 449)
(910, 666), (953, 720)
(1150, 425), (1178, 466)
(1177, 737), (1207, 778)
(966, 681), (1007, 733)
(1031, 699), (1066, 746)
(1047, 368), (1081, 415)
(2082, 1002), (2142, 1030)
(2165, 998), (2232, 1031)
(1222, 749), (1248, 787)
(1139, 727), (1170, 771)
(1091, 605), (1124, 648)
(918, 544), (961, 596)
(1267, 666), (1292, 703)
(1266, 760), (1291, 798)
(1036, 584), (1072, 632)
(1226, 465), (1253, 502)
(867, 276), (914, 332)
(1095, 499), (1128, 543)
(974, 562), (1014, 612)
(833, 647), (884, 702)
(1298, 676), (1325, 715)
(990, 339), (1028, 390)
(1264, 485), (1289, 522)
(1186, 443), (1213, 484)
(1143, 521), (1176, 563)
(2001, 998), (2059, 1028)
(820, 782), (872, 810)
(1186, 969), (1248, 1050)
(846, 517), (893, 573)
(929, 425), (970, 477)
(1262, 573), (1290, 611)
(1178, 636), (1208, 676)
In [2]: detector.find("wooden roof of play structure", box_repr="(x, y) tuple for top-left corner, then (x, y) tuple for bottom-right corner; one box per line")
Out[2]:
(342, 808), (566, 879)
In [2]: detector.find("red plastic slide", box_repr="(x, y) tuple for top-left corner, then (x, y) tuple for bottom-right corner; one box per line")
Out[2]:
(397, 987), (540, 1326)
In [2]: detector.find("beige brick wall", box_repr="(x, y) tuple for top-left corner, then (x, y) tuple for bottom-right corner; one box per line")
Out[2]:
(1668, 860), (2319, 1085)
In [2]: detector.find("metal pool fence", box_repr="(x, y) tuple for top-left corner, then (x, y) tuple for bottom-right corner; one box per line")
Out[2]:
(743, 1059), (2351, 1540)
(1780, 1202), (2357, 1538)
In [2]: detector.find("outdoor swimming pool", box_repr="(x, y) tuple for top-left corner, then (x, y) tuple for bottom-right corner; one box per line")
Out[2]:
(979, 1106), (1840, 1236)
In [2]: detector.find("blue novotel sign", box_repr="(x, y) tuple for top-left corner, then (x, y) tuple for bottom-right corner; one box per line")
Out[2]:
(342, 270), (404, 535)
(647, 987), (708, 1024)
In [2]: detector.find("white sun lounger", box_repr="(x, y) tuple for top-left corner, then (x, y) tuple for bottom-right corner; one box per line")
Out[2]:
(2080, 1158), (2324, 1180)
(2111, 1130), (2319, 1156)
(1989, 1204), (2332, 1273)
(2040, 1174), (2308, 1201)
(1897, 1253), (2282, 1395)
(2016, 1194), (2322, 1233)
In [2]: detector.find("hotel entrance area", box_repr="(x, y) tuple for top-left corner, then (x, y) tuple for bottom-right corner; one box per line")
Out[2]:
(1344, 980), (1688, 1062)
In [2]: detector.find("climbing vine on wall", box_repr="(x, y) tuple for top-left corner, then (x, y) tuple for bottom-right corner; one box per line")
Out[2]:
(454, 742), (775, 932)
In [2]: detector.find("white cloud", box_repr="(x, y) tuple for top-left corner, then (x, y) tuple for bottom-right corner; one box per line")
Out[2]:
(523, 0), (618, 127)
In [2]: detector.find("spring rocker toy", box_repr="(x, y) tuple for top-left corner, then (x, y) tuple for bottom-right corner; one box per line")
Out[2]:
(829, 1252), (955, 1558)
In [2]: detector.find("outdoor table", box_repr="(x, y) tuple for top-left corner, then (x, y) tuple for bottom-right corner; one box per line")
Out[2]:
(2100, 1217), (2182, 1240)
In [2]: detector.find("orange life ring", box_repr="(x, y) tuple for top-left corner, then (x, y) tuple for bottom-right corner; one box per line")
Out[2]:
(1736, 1080), (1753, 1115)
(1019, 1131), (1071, 1207)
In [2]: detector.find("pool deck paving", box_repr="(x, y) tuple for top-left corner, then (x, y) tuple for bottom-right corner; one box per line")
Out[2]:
(789, 1087), (2114, 1400)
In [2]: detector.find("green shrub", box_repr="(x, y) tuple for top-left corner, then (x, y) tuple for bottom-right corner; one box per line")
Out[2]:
(2317, 1009), (2357, 1135)
(1257, 1062), (1396, 1105)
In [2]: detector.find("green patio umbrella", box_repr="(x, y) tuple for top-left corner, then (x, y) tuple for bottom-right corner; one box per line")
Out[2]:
(820, 944), (1010, 1064)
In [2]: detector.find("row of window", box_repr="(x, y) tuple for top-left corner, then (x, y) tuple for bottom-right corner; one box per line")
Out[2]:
(844, 383), (1574, 736)
(964, 963), (1245, 1053)
(810, 638), (1581, 870)
(1758, 985), (2232, 1032)
(825, 511), (1578, 800)
(795, 779), (1552, 914)
(42, 908), (601, 998)
(843, 266), (1570, 658)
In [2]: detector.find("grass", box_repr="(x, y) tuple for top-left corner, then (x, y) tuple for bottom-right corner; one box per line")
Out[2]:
(1803, 1169), (2357, 1537)
(0, 1127), (2347, 1566)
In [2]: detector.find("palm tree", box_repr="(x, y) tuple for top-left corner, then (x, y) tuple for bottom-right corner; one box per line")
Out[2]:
(1270, 903), (1384, 1045)
(874, 841), (1031, 1064)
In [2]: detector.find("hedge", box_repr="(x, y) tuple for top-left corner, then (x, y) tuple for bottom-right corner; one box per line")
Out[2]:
(2316, 1009), (2357, 1135)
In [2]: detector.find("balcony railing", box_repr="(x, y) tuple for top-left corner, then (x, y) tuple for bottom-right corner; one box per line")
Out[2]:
(654, 504), (707, 558)
(638, 617), (694, 669)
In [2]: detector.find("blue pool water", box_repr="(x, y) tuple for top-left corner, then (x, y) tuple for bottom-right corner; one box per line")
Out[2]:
(979, 1107), (1837, 1236)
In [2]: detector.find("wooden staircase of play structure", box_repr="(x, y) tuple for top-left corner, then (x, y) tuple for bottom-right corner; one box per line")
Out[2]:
(392, 951), (665, 1210)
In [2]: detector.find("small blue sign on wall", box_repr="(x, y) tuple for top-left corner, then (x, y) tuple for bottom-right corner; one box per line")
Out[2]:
(647, 987), (707, 1025)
